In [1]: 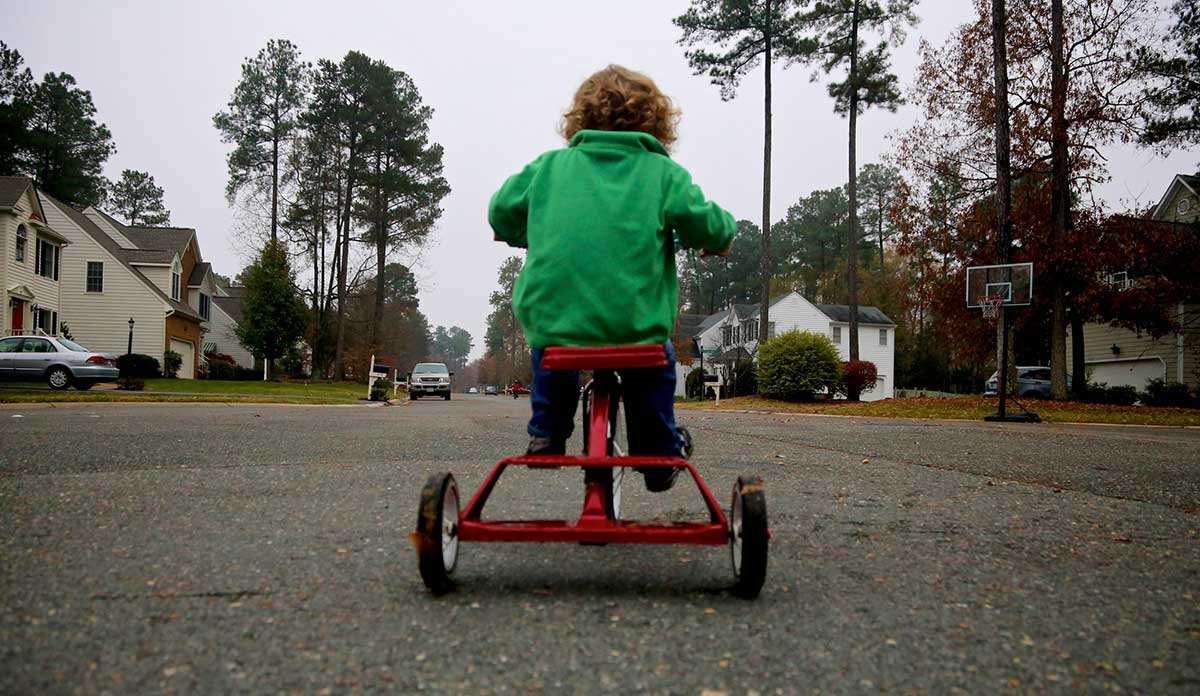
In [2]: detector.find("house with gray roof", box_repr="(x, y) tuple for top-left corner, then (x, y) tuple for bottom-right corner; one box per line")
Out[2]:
(689, 291), (897, 400)
(38, 192), (224, 378)
(1, 177), (70, 337)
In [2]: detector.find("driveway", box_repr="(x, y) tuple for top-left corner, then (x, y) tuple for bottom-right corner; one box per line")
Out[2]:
(1, 398), (1196, 694)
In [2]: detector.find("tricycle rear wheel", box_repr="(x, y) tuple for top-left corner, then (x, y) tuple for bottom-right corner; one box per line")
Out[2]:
(415, 472), (460, 594)
(730, 474), (768, 599)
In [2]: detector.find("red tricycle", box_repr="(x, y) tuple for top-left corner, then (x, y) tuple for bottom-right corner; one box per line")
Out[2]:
(411, 344), (769, 598)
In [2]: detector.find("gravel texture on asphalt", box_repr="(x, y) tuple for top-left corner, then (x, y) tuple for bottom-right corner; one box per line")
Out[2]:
(1, 399), (1197, 695)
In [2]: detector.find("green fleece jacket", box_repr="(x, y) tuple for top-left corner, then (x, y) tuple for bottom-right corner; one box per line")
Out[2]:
(488, 130), (736, 349)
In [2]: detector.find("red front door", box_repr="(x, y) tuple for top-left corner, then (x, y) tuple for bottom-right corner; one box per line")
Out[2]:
(10, 300), (22, 334)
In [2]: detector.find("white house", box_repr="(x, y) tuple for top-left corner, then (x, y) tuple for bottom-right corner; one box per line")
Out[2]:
(688, 292), (897, 401)
(1, 177), (69, 337)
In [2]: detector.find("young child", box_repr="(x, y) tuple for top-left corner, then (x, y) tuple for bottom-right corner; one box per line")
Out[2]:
(488, 65), (735, 492)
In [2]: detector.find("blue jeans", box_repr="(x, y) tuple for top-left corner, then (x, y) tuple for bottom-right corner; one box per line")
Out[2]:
(528, 342), (681, 457)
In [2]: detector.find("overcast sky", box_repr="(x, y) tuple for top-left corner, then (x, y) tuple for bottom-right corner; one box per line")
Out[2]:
(7, 1), (1192, 359)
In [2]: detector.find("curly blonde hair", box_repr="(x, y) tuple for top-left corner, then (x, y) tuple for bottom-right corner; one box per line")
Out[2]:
(561, 65), (680, 150)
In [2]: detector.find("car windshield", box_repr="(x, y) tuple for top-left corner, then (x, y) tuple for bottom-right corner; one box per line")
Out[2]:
(55, 338), (89, 352)
(413, 364), (447, 373)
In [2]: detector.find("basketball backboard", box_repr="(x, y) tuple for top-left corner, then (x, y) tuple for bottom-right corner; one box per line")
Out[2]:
(966, 262), (1033, 308)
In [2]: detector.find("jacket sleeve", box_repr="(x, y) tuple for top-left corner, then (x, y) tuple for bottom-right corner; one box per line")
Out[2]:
(488, 155), (546, 248)
(664, 165), (736, 253)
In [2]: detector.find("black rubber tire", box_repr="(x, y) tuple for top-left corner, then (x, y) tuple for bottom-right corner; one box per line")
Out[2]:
(444, 392), (451, 401)
(74, 381), (95, 391)
(411, 393), (420, 400)
(46, 366), (72, 390)
(415, 472), (459, 595)
(730, 475), (768, 599)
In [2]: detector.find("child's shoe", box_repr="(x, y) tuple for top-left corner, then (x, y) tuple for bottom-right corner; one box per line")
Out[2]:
(639, 427), (692, 492)
(526, 436), (565, 456)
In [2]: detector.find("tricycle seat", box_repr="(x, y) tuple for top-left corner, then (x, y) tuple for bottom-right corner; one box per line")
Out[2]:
(540, 344), (668, 371)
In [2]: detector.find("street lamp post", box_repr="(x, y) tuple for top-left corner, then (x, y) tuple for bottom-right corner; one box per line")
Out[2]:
(126, 317), (135, 370)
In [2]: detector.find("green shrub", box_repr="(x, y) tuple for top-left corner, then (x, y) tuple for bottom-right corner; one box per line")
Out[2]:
(756, 331), (842, 402)
(685, 367), (706, 399)
(162, 350), (182, 378)
(233, 365), (261, 381)
(370, 378), (393, 401)
(1140, 379), (1196, 408)
(1079, 382), (1138, 406)
(835, 360), (878, 399)
(116, 353), (160, 379)
(206, 360), (236, 380)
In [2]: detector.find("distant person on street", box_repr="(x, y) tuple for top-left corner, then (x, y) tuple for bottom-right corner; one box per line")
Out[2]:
(488, 64), (735, 492)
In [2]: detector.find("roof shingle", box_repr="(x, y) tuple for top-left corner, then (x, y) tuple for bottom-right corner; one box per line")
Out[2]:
(0, 176), (33, 208)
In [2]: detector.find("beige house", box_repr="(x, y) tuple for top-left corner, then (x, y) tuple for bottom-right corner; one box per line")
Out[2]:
(208, 285), (254, 367)
(40, 193), (209, 378)
(1066, 173), (1199, 390)
(1, 177), (69, 336)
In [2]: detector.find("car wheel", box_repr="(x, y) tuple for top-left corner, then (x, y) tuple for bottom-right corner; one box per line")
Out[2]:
(74, 381), (95, 391)
(46, 366), (72, 390)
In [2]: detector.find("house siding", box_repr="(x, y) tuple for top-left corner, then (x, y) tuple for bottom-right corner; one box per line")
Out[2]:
(208, 302), (254, 367)
(82, 208), (137, 247)
(2, 188), (63, 334)
(42, 198), (167, 358)
(137, 264), (173, 298)
(1066, 306), (1199, 389)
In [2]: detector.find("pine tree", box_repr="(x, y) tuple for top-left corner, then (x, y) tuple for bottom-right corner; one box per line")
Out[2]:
(107, 169), (171, 226)
(675, 0), (809, 345)
(24, 72), (115, 206)
(791, 0), (917, 382)
(236, 240), (307, 380)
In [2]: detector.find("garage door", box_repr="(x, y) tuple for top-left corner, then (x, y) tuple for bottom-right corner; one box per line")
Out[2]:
(1088, 358), (1164, 390)
(170, 338), (195, 379)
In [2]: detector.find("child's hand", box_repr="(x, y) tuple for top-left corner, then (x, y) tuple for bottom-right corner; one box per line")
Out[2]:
(701, 241), (733, 258)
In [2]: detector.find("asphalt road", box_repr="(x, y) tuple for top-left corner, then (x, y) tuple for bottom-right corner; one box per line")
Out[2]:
(1, 397), (1197, 695)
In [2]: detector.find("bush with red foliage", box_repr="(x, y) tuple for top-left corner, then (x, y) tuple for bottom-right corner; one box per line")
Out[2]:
(836, 360), (878, 400)
(204, 351), (237, 365)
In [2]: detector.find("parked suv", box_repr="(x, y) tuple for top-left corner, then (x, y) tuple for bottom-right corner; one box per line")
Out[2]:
(0, 335), (119, 390)
(984, 366), (1069, 399)
(407, 362), (453, 400)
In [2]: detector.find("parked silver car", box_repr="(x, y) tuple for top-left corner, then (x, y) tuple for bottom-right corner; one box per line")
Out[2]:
(984, 366), (1071, 399)
(0, 335), (120, 390)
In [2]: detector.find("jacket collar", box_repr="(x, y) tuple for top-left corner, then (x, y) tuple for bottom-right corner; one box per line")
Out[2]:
(569, 130), (669, 156)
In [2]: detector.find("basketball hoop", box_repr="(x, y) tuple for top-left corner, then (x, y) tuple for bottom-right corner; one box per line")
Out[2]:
(980, 294), (1005, 320)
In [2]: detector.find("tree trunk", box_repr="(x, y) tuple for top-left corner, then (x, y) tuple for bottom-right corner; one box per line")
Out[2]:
(271, 135), (279, 245)
(1049, 0), (1070, 400)
(992, 0), (1014, 407)
(758, 0), (773, 345)
(877, 195), (885, 272)
(373, 155), (386, 349)
(1070, 310), (1084, 397)
(334, 137), (356, 381)
(846, 0), (861, 385)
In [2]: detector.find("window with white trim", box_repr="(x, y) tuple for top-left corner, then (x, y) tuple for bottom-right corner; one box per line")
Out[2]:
(35, 239), (59, 279)
(879, 328), (888, 346)
(86, 262), (104, 292)
(171, 260), (181, 301)
(832, 326), (842, 343)
(199, 292), (210, 320)
(15, 224), (27, 262)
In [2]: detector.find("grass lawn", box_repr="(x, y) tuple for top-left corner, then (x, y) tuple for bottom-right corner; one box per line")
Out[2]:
(0, 379), (372, 404)
(677, 395), (1200, 427)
